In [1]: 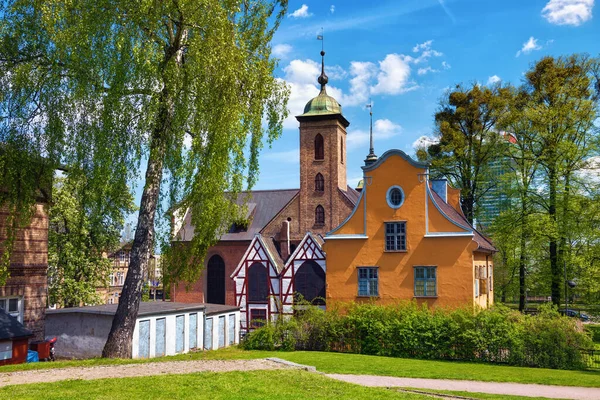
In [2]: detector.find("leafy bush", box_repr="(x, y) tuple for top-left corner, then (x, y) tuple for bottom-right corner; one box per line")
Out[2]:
(241, 301), (594, 370)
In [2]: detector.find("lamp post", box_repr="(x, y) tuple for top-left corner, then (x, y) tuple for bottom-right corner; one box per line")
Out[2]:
(564, 259), (568, 311)
(563, 259), (577, 311)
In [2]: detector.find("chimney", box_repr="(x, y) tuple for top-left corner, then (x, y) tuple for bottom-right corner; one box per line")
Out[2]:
(279, 218), (291, 261)
(431, 179), (448, 203)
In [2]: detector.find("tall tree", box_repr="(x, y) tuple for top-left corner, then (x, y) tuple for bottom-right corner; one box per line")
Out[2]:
(494, 87), (542, 311)
(523, 55), (599, 306)
(417, 83), (511, 223)
(0, 0), (289, 357)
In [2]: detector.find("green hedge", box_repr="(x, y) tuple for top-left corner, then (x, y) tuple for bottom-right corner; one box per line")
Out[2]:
(241, 302), (593, 370)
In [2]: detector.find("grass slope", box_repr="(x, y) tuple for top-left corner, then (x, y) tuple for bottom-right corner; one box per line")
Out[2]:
(1, 370), (431, 400)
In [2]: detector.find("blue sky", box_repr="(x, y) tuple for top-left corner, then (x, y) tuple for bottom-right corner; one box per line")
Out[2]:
(125, 0), (599, 232)
(253, 0), (600, 190)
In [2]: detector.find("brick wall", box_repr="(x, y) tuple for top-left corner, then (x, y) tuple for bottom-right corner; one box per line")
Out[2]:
(171, 241), (250, 306)
(0, 203), (48, 340)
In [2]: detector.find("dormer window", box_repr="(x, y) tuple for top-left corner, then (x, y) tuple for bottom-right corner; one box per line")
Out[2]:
(314, 134), (324, 160)
(315, 173), (324, 192)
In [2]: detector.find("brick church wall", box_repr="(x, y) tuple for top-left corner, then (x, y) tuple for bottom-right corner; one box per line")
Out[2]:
(171, 241), (250, 306)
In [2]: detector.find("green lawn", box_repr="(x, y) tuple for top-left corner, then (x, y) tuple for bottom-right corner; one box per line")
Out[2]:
(272, 351), (600, 388)
(401, 388), (570, 400)
(1, 370), (431, 400)
(2, 347), (599, 388)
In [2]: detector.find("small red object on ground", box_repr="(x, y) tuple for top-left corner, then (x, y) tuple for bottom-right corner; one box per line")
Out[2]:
(29, 341), (51, 360)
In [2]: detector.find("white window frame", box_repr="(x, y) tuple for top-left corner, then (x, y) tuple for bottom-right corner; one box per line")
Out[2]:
(0, 296), (24, 323)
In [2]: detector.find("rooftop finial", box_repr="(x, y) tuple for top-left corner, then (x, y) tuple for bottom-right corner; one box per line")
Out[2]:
(317, 28), (328, 93)
(364, 100), (378, 166)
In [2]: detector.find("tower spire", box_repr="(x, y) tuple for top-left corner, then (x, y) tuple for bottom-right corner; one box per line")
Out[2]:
(364, 101), (378, 166)
(317, 29), (328, 94)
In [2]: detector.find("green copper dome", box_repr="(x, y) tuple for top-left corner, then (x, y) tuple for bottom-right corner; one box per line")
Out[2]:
(301, 89), (343, 116)
(299, 50), (343, 117)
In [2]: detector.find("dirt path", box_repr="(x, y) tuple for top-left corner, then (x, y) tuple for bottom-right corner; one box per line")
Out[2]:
(327, 373), (600, 400)
(0, 359), (288, 387)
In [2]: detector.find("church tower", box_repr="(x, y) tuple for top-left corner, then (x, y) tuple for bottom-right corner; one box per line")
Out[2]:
(296, 50), (350, 236)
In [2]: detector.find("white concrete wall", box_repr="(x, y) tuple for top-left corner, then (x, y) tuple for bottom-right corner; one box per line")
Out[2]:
(132, 310), (240, 359)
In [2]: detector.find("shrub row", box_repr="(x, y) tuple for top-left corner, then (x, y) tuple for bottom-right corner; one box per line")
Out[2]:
(241, 302), (594, 370)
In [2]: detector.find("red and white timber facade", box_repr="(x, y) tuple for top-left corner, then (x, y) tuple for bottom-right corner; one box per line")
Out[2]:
(231, 235), (283, 332)
(280, 232), (326, 317)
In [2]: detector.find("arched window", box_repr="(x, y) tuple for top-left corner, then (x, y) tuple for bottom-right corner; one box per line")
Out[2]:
(314, 134), (324, 160)
(315, 205), (325, 225)
(340, 138), (344, 164)
(295, 260), (326, 305)
(206, 255), (226, 304)
(248, 262), (269, 302)
(315, 173), (324, 192)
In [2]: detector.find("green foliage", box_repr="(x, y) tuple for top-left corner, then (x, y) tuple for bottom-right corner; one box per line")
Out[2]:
(242, 302), (594, 370)
(418, 83), (512, 223)
(490, 55), (600, 307)
(141, 282), (150, 302)
(48, 178), (132, 307)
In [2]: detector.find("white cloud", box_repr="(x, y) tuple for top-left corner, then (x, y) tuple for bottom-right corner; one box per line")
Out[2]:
(418, 66), (439, 75)
(278, 41), (445, 128)
(487, 75), (501, 85)
(371, 54), (416, 95)
(288, 4), (313, 18)
(442, 61), (451, 70)
(337, 61), (377, 106)
(330, 5), (335, 13)
(413, 40), (433, 53)
(542, 0), (594, 26)
(411, 40), (443, 64)
(412, 135), (439, 151)
(347, 118), (402, 150)
(264, 149), (300, 164)
(516, 37), (542, 57)
(272, 44), (293, 59)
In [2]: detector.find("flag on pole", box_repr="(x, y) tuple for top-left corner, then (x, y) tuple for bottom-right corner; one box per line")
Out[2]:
(317, 35), (323, 40)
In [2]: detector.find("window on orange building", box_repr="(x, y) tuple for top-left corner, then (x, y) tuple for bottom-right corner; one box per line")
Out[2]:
(357, 267), (378, 297)
(414, 266), (436, 297)
(385, 222), (406, 251)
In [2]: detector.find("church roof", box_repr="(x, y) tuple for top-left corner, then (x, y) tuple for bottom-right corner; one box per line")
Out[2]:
(340, 185), (360, 205)
(174, 189), (299, 242)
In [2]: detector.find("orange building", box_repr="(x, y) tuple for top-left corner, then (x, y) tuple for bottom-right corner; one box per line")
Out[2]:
(323, 149), (496, 309)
